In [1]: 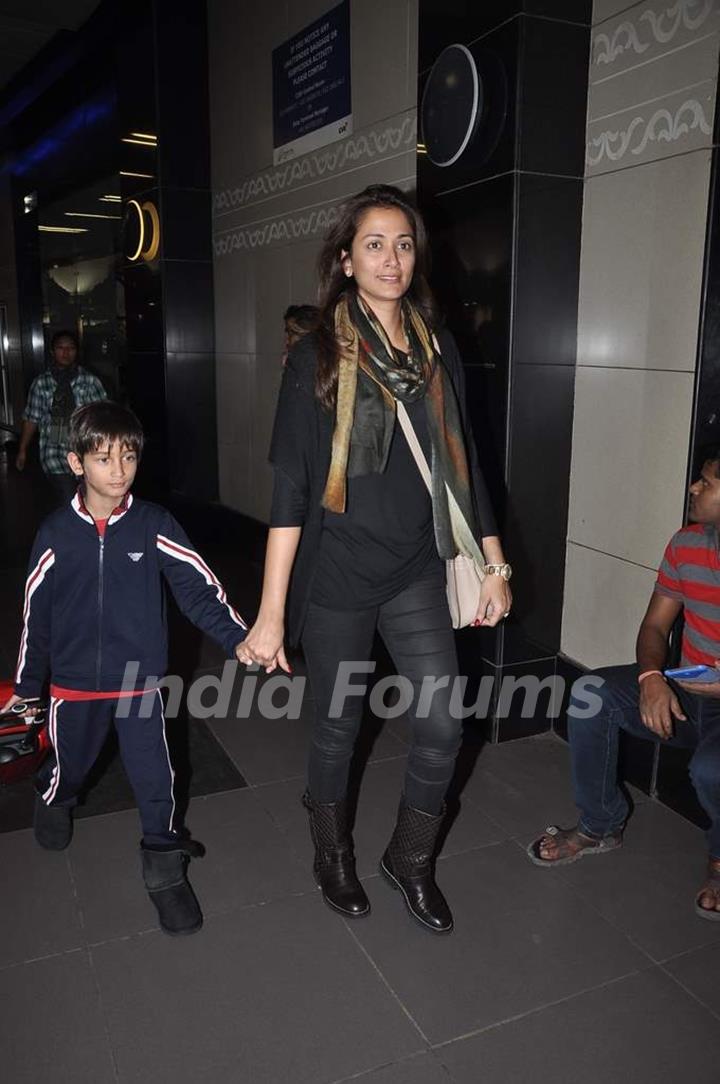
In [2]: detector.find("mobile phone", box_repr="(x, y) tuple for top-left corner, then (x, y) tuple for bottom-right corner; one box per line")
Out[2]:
(664, 665), (720, 684)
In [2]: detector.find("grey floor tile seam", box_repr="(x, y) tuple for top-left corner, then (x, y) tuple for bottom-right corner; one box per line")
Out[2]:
(429, 967), (648, 1050)
(0, 943), (89, 974)
(66, 845), (88, 933)
(85, 943), (122, 1083)
(453, 788), (515, 840)
(657, 938), (720, 968)
(328, 1048), (457, 1084)
(342, 919), (434, 1049)
(657, 960), (720, 1025)
(79, 888), (320, 954)
(504, 834), (660, 965)
(244, 752), (410, 791)
(434, 833), (516, 867)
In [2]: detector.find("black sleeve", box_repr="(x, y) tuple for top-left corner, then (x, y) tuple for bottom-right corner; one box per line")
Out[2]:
(268, 337), (318, 511)
(156, 511), (247, 656)
(270, 467), (308, 526)
(437, 328), (499, 540)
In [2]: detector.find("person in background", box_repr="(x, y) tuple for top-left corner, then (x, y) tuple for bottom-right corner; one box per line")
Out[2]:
(240, 185), (511, 934)
(528, 448), (720, 921)
(15, 329), (107, 504)
(283, 304), (319, 364)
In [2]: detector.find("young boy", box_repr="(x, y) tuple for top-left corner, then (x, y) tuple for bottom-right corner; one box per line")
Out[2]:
(3, 401), (248, 936)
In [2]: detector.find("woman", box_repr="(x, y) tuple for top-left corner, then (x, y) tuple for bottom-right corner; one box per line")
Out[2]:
(238, 185), (511, 933)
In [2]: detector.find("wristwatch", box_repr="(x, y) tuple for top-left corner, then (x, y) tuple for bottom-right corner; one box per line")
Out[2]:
(483, 563), (512, 581)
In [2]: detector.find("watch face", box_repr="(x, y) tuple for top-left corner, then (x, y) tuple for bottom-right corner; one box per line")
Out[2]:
(421, 44), (482, 168)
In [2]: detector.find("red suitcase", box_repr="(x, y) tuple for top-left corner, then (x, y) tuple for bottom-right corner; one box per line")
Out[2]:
(0, 679), (51, 785)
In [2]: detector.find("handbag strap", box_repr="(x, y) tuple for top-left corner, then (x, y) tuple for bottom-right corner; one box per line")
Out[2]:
(396, 399), (486, 568)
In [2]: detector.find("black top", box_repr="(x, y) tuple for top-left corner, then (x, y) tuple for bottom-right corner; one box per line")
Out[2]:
(269, 328), (498, 644)
(288, 386), (440, 609)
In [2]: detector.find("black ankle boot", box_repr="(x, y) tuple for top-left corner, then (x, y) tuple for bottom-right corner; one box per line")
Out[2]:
(380, 799), (453, 933)
(141, 839), (205, 936)
(34, 794), (73, 850)
(302, 791), (370, 917)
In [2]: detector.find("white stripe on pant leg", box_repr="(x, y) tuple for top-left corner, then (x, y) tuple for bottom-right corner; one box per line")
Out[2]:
(45, 699), (64, 804)
(157, 690), (176, 834)
(42, 698), (63, 803)
(41, 698), (58, 802)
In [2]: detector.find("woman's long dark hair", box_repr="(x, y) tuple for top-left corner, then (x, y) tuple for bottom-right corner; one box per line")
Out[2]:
(314, 184), (437, 410)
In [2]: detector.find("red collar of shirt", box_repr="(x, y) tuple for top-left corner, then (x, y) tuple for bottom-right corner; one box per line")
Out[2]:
(76, 486), (130, 521)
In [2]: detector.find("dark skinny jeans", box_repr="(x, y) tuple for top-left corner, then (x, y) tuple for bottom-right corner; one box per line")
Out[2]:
(302, 568), (462, 815)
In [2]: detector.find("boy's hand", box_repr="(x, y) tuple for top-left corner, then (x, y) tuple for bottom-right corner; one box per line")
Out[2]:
(0, 693), (41, 720)
(235, 620), (291, 675)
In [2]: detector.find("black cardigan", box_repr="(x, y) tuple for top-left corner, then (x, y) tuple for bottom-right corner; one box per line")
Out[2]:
(268, 328), (498, 646)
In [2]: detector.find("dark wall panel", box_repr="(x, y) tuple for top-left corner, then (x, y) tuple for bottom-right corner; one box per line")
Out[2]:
(514, 174), (583, 369)
(418, 2), (590, 733)
(518, 17), (590, 176)
(418, 0), (591, 73)
(165, 351), (218, 501)
(506, 362), (575, 651)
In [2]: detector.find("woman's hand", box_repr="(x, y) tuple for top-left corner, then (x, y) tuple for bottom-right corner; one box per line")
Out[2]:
(235, 616), (291, 674)
(475, 576), (512, 628)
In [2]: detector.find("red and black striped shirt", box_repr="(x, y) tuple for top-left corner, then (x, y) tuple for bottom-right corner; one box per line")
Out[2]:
(655, 524), (720, 666)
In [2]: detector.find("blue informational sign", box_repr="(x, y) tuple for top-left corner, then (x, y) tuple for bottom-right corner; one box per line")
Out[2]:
(272, 0), (352, 165)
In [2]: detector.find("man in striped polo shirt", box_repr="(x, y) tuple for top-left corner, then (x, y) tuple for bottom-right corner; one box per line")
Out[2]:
(527, 452), (720, 920)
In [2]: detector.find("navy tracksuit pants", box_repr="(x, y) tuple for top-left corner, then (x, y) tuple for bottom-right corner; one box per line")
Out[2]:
(36, 691), (177, 845)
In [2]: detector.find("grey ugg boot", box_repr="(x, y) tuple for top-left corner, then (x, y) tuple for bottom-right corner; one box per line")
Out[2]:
(141, 839), (205, 936)
(33, 795), (73, 851)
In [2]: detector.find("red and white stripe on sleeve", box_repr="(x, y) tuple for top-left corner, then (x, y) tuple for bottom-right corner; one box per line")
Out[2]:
(156, 534), (247, 629)
(15, 547), (55, 684)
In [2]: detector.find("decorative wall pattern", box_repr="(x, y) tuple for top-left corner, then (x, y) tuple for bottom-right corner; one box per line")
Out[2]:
(562, 0), (719, 666)
(587, 94), (712, 165)
(214, 111), (417, 216)
(209, 0), (419, 522)
(214, 205), (341, 255)
(592, 0), (717, 67)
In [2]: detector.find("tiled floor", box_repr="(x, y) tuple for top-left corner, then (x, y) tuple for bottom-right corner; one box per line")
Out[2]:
(2, 461), (720, 1082)
(4, 728), (720, 1084)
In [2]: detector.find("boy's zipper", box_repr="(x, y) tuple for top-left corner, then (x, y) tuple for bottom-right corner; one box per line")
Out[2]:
(96, 535), (105, 689)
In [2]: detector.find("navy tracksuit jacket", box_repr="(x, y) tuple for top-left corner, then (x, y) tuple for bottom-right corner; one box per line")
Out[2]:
(15, 492), (247, 843)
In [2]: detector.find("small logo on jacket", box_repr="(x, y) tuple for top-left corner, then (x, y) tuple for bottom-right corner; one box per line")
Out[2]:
(128, 552), (144, 562)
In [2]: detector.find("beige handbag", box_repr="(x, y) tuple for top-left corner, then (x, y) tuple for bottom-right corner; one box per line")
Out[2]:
(396, 401), (485, 628)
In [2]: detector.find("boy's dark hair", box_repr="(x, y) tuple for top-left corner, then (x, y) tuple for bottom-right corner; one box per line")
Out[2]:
(69, 401), (145, 458)
(283, 304), (319, 331)
(50, 329), (79, 350)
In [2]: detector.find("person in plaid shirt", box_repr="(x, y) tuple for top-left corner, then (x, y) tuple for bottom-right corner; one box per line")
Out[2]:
(16, 330), (106, 504)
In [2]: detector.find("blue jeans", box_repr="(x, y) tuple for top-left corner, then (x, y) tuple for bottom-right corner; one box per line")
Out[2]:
(568, 664), (720, 858)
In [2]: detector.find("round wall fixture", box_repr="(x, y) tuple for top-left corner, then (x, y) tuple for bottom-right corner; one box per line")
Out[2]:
(421, 44), (481, 168)
(124, 199), (160, 262)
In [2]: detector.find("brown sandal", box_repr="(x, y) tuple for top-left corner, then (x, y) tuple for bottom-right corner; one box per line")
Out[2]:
(527, 824), (623, 868)
(695, 859), (720, 921)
